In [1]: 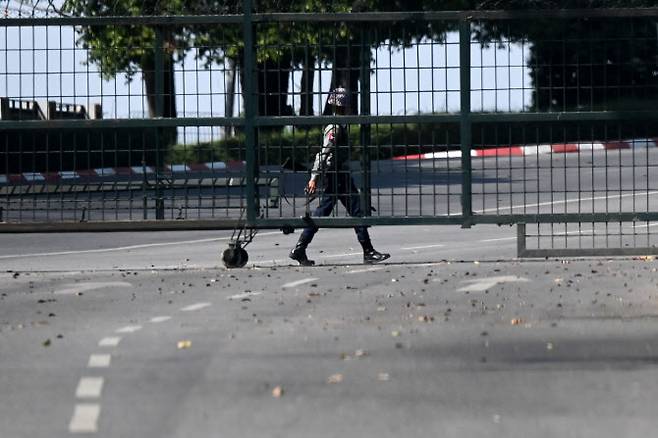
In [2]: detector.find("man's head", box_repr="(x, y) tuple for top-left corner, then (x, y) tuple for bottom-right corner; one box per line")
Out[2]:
(327, 87), (350, 114)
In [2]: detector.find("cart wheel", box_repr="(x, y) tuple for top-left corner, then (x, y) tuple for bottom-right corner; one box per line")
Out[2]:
(236, 248), (249, 268)
(222, 247), (240, 268)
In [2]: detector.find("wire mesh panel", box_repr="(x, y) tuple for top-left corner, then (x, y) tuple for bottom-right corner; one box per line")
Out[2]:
(1, 8), (658, 259)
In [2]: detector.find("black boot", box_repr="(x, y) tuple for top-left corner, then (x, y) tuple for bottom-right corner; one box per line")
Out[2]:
(289, 239), (315, 266)
(360, 240), (390, 264)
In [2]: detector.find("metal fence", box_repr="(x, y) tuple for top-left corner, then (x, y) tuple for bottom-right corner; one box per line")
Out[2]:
(2, 4), (658, 256)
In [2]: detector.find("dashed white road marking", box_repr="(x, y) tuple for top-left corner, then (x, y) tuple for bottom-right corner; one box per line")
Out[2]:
(116, 325), (142, 334)
(346, 267), (384, 274)
(181, 302), (212, 312)
(401, 244), (445, 250)
(98, 337), (121, 347)
(457, 275), (530, 292)
(88, 354), (111, 368)
(69, 404), (101, 434)
(54, 281), (133, 295)
(0, 232), (281, 260)
(228, 291), (263, 300)
(75, 377), (104, 399)
(150, 316), (172, 323)
(282, 277), (319, 289)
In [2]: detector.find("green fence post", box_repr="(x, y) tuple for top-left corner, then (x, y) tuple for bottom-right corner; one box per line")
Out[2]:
(360, 28), (372, 219)
(154, 26), (165, 220)
(459, 19), (473, 228)
(243, 0), (258, 224)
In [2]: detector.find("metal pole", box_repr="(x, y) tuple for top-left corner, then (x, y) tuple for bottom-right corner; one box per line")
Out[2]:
(243, 0), (258, 224)
(359, 28), (372, 218)
(154, 27), (165, 220)
(459, 20), (473, 228)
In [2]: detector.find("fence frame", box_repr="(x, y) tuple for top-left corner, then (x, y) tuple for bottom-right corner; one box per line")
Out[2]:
(1, 7), (658, 245)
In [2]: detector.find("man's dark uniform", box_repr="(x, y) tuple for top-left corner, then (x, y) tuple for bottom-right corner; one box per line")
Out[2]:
(289, 88), (390, 266)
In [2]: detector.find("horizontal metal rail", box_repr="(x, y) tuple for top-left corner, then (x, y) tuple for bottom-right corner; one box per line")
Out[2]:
(3, 9), (658, 27)
(3, 111), (658, 131)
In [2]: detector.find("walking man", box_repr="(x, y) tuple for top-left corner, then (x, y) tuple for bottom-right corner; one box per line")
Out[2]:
(289, 87), (390, 266)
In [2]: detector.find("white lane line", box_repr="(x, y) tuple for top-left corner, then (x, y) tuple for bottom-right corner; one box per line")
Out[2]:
(474, 190), (658, 214)
(98, 337), (121, 347)
(480, 237), (516, 242)
(282, 278), (319, 289)
(150, 316), (172, 323)
(75, 377), (104, 399)
(115, 325), (142, 334)
(88, 354), (111, 368)
(181, 302), (212, 312)
(346, 267), (384, 274)
(54, 281), (133, 295)
(401, 244), (445, 250)
(0, 231), (281, 260)
(69, 404), (101, 434)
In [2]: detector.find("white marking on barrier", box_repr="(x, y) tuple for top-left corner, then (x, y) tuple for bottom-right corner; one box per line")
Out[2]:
(168, 164), (190, 172)
(22, 172), (44, 181)
(75, 377), (104, 399)
(130, 166), (152, 174)
(94, 167), (115, 176)
(54, 281), (132, 295)
(401, 244), (445, 251)
(59, 171), (79, 179)
(69, 404), (100, 433)
(181, 302), (212, 312)
(98, 337), (121, 347)
(205, 161), (227, 170)
(228, 291), (263, 300)
(457, 275), (529, 292)
(282, 278), (319, 289)
(150, 316), (171, 323)
(115, 325), (142, 334)
(88, 354), (111, 368)
(0, 175), (6, 184)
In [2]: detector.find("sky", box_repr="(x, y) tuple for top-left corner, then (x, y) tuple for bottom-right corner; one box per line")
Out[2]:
(0, 23), (532, 143)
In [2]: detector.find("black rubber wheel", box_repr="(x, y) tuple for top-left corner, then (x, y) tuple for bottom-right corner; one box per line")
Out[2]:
(236, 248), (249, 268)
(222, 247), (239, 268)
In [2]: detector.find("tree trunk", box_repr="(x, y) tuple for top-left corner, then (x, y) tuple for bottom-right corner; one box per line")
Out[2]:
(300, 57), (315, 116)
(224, 57), (237, 138)
(142, 51), (178, 145)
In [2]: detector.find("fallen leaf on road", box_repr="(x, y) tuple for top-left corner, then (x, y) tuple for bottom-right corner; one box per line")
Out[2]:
(377, 372), (390, 381)
(177, 340), (192, 349)
(417, 315), (434, 322)
(391, 330), (400, 337)
(546, 342), (554, 351)
(327, 373), (343, 384)
(42, 339), (51, 347)
(510, 318), (524, 325)
(272, 386), (284, 398)
(354, 349), (367, 358)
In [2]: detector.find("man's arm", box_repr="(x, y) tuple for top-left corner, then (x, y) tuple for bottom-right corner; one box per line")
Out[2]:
(307, 125), (337, 193)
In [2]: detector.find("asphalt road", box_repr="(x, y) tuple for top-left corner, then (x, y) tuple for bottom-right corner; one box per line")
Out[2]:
(2, 222), (658, 437)
(2, 149), (658, 437)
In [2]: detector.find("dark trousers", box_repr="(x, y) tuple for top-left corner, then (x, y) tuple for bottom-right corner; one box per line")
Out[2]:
(300, 172), (370, 245)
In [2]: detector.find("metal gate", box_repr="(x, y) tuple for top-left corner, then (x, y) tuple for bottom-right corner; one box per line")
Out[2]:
(2, 3), (658, 257)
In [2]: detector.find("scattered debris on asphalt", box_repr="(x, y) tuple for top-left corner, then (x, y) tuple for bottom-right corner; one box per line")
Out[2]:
(177, 340), (192, 349)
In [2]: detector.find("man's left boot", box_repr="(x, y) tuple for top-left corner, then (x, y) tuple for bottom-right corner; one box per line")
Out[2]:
(360, 240), (390, 264)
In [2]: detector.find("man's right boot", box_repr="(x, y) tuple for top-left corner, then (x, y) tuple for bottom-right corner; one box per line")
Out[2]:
(289, 241), (315, 266)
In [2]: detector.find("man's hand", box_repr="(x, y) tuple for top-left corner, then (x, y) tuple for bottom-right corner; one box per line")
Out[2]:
(306, 179), (317, 195)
